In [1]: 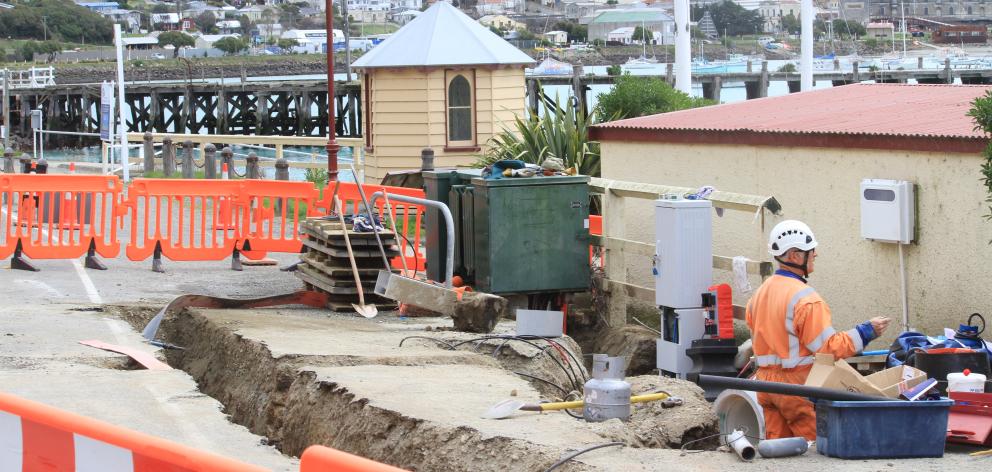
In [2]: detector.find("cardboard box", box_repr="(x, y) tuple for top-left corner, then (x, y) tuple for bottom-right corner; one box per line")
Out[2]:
(805, 354), (927, 398)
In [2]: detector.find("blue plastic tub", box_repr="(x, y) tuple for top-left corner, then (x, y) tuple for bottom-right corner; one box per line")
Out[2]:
(815, 399), (953, 459)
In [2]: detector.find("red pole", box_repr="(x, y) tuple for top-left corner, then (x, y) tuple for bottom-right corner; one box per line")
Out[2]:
(325, 0), (340, 181)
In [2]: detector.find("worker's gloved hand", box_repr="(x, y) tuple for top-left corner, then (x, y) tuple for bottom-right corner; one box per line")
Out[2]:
(855, 317), (892, 347)
(870, 316), (892, 336)
(855, 321), (878, 346)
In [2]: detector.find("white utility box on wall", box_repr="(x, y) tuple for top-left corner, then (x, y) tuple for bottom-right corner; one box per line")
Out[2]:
(860, 179), (915, 244)
(654, 196), (712, 309)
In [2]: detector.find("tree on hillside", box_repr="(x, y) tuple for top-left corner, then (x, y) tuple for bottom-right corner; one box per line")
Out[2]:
(278, 3), (301, 27)
(277, 38), (298, 50)
(213, 36), (248, 55)
(594, 74), (712, 122)
(195, 11), (217, 33)
(238, 14), (254, 35)
(158, 31), (196, 57)
(632, 26), (653, 43)
(691, 0), (762, 37)
(781, 13), (800, 35)
(0, 0), (113, 43)
(152, 4), (174, 13)
(18, 41), (61, 62)
(833, 19), (865, 38)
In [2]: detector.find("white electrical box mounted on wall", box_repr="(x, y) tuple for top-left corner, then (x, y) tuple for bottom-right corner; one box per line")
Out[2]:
(860, 179), (915, 244)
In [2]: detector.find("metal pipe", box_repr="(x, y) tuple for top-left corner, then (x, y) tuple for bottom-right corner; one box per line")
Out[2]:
(727, 430), (755, 461)
(324, 0), (339, 180)
(696, 375), (891, 401)
(898, 242), (910, 332)
(800, 0), (813, 91)
(674, 0), (691, 94)
(369, 191), (453, 288)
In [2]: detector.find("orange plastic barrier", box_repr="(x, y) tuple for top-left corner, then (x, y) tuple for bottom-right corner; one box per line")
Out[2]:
(121, 179), (247, 263)
(0, 390), (267, 472)
(0, 176), (433, 272)
(300, 445), (407, 472)
(237, 180), (321, 256)
(317, 182), (427, 271)
(0, 174), (122, 260)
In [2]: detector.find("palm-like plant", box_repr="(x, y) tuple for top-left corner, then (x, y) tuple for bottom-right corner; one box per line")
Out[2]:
(480, 96), (601, 177)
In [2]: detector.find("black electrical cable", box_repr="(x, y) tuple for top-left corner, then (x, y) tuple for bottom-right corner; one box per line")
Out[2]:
(537, 339), (582, 392)
(562, 391), (584, 420)
(394, 229), (420, 277)
(544, 338), (587, 383)
(500, 335), (586, 390)
(679, 428), (764, 456)
(397, 336), (456, 350)
(453, 335), (580, 391)
(543, 442), (625, 472)
(401, 334), (582, 393)
(512, 371), (570, 397)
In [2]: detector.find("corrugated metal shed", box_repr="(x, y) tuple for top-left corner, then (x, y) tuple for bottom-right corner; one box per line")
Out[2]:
(594, 83), (992, 141)
(352, 2), (534, 69)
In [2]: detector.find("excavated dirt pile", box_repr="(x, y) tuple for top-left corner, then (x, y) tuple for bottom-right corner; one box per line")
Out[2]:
(108, 304), (719, 471)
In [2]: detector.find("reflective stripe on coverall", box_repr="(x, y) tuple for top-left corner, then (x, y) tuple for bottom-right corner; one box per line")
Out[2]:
(745, 274), (864, 440)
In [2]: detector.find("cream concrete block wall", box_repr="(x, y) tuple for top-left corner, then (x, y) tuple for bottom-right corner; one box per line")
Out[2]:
(363, 67), (526, 182)
(601, 141), (992, 342)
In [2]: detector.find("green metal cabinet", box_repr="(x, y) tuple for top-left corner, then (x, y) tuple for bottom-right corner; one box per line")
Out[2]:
(423, 170), (590, 295)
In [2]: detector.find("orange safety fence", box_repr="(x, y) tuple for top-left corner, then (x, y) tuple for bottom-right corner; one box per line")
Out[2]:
(121, 179), (249, 263)
(236, 180), (321, 258)
(0, 390), (268, 472)
(316, 182), (428, 271)
(0, 175), (436, 272)
(0, 174), (122, 260)
(300, 445), (407, 472)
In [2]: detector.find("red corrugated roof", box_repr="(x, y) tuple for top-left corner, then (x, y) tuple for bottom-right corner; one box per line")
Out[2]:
(593, 84), (992, 142)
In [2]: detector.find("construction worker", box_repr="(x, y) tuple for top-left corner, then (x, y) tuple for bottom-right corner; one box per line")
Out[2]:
(746, 220), (891, 440)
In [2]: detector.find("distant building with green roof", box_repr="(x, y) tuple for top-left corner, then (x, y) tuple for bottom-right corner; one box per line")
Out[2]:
(588, 8), (674, 43)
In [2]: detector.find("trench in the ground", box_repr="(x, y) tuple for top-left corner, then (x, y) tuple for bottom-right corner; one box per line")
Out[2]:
(105, 304), (721, 470)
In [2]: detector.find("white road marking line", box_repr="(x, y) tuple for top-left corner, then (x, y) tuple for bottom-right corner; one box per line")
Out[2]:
(1, 206), (103, 304)
(71, 258), (103, 304)
(14, 279), (64, 298)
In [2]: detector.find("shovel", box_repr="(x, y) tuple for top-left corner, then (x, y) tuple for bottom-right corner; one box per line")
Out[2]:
(349, 163), (392, 271)
(333, 195), (377, 318)
(482, 392), (677, 419)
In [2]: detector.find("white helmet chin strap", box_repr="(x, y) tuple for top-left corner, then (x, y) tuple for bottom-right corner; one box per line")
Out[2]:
(775, 250), (811, 278)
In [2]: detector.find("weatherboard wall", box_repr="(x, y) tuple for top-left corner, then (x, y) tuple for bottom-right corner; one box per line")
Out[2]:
(599, 140), (992, 340)
(362, 67), (526, 181)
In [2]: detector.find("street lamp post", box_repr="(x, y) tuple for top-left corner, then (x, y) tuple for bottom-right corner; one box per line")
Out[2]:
(325, 0), (340, 180)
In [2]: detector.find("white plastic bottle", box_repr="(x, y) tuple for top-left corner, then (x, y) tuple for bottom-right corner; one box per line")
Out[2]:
(947, 369), (987, 393)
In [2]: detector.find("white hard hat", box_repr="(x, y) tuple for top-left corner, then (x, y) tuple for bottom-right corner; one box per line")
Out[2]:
(767, 220), (817, 257)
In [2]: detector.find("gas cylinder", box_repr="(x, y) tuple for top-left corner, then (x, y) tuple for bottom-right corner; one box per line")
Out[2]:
(583, 354), (632, 422)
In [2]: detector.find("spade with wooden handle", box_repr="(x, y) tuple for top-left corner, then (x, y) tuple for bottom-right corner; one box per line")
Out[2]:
(333, 195), (377, 318)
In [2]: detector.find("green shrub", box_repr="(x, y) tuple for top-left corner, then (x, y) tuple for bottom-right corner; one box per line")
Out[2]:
(480, 95), (600, 177)
(967, 90), (992, 226)
(593, 74), (713, 123)
(777, 63), (797, 73)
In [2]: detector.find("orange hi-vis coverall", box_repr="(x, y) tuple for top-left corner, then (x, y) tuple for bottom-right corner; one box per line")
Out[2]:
(745, 273), (865, 440)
